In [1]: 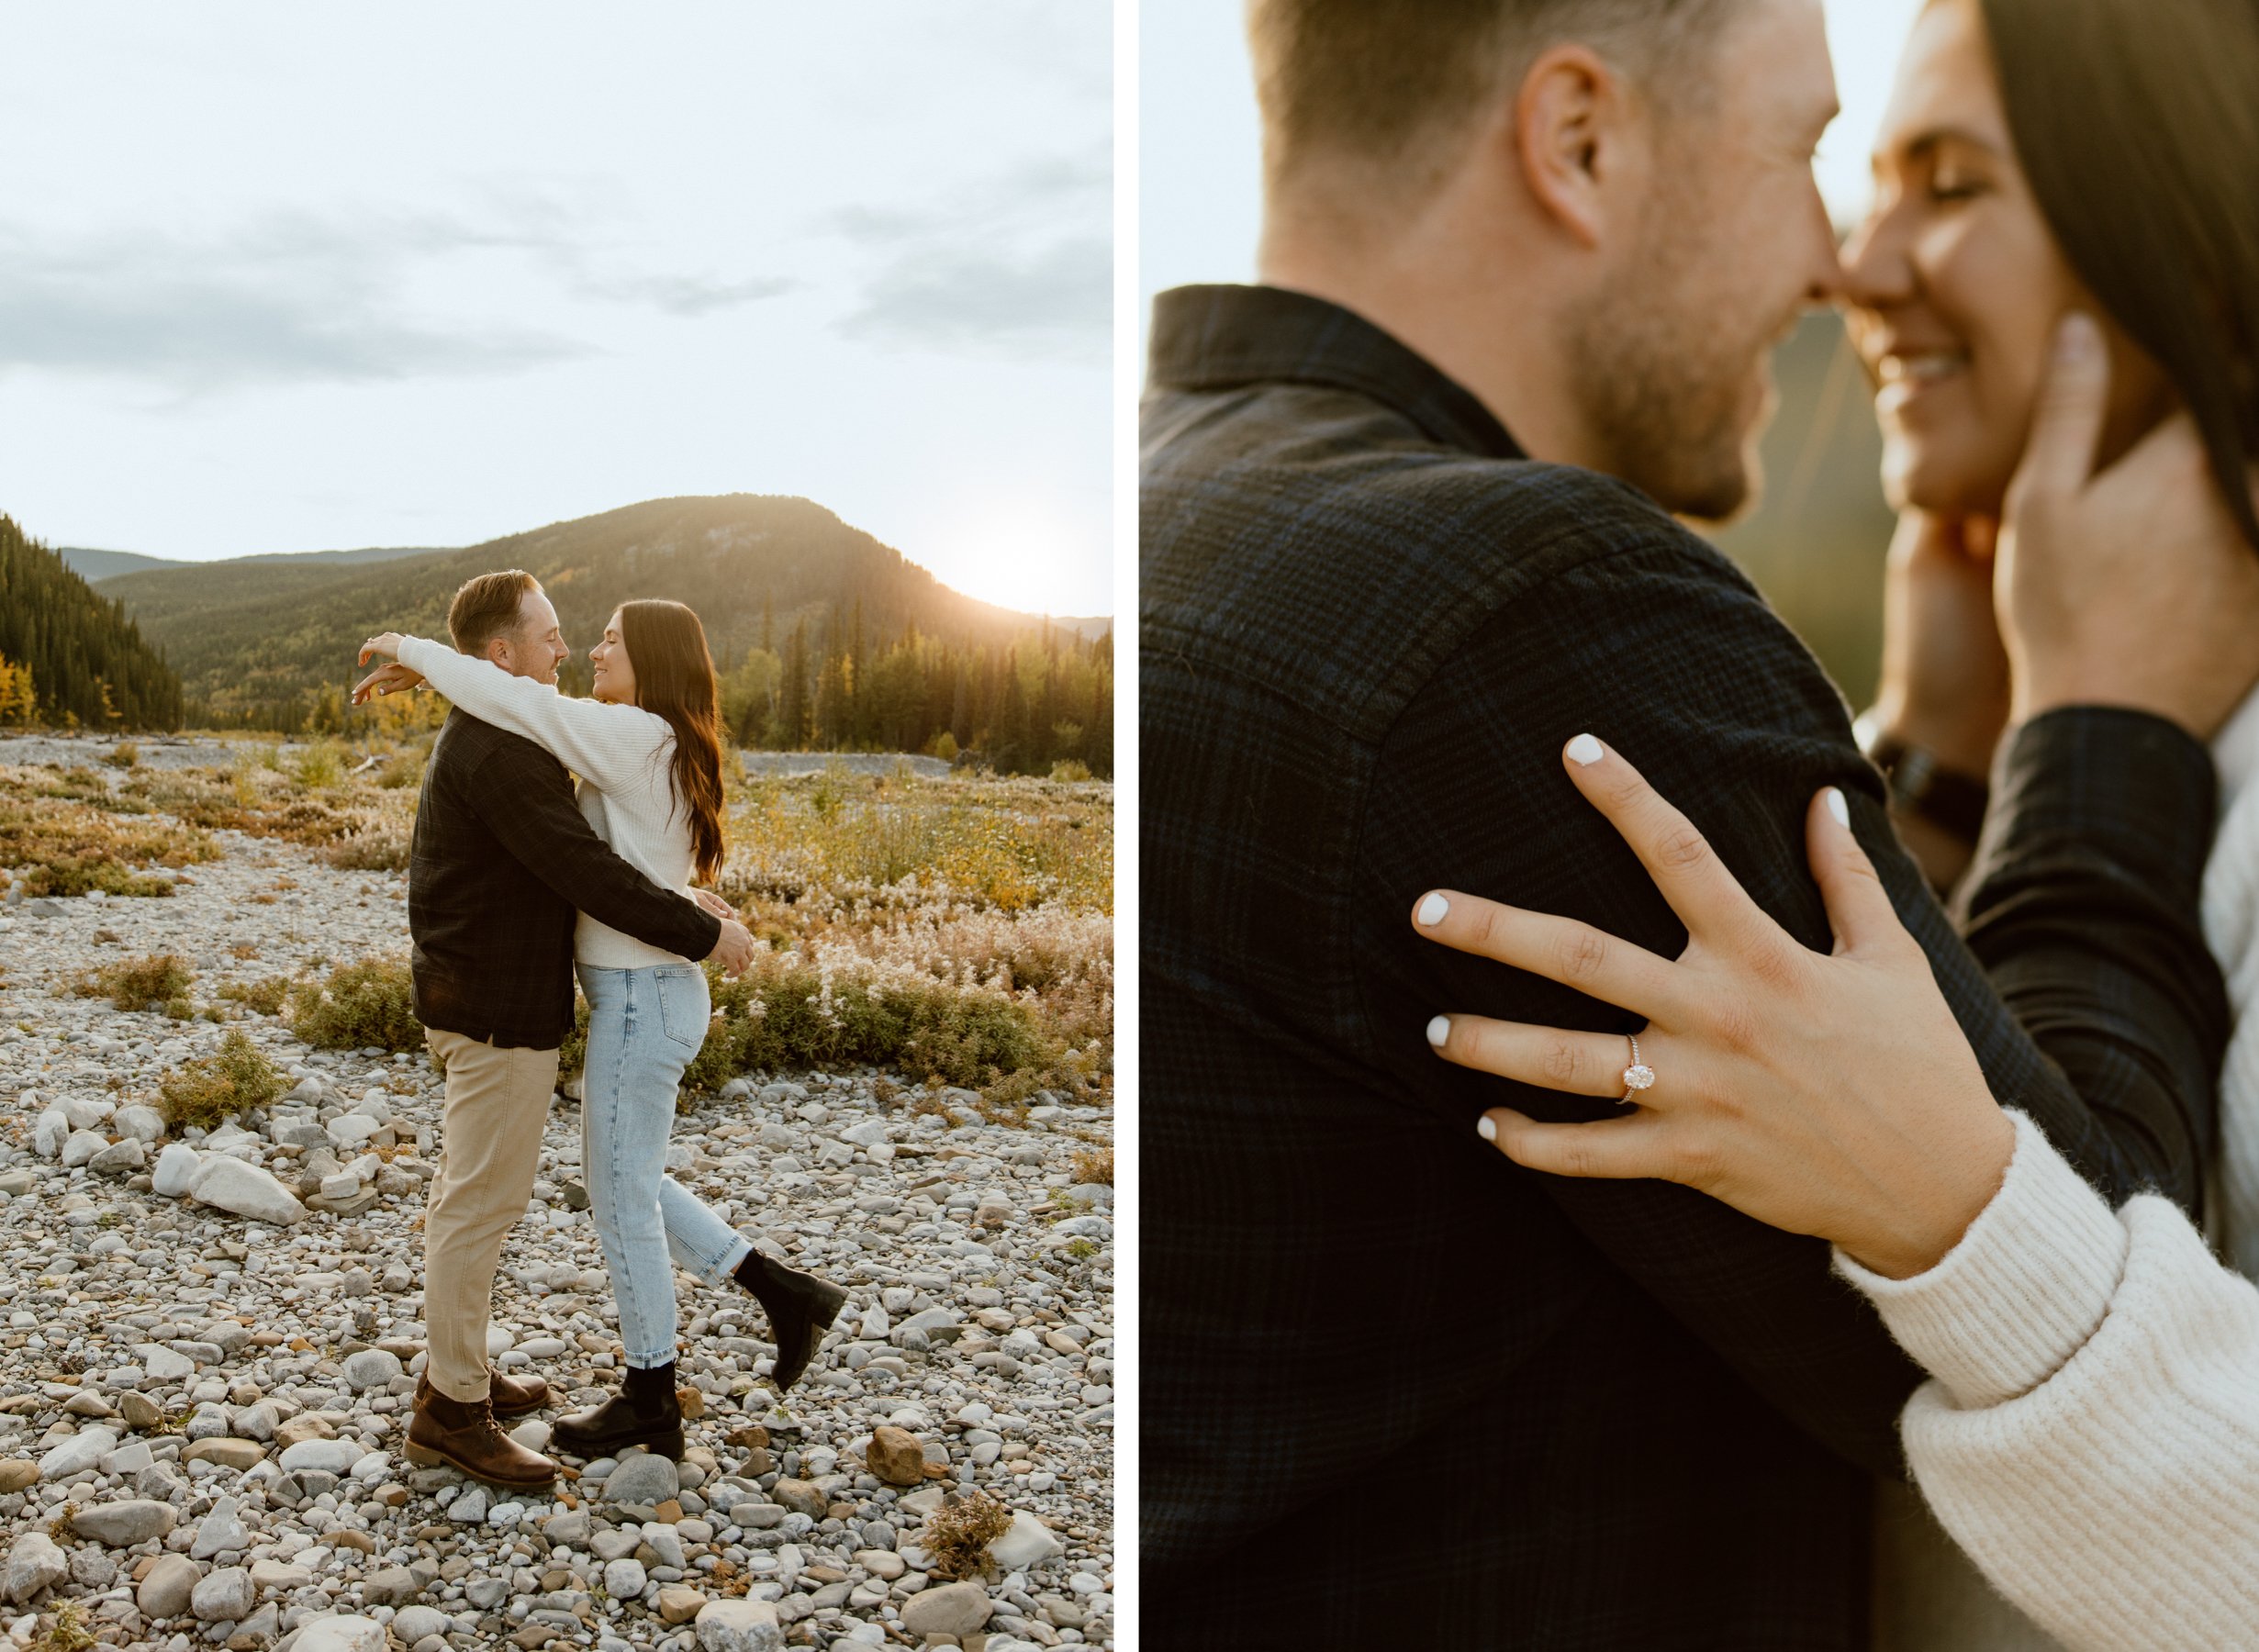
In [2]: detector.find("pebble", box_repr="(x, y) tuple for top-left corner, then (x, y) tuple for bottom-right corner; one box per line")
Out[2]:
(602, 1450), (678, 1506)
(137, 1551), (200, 1616)
(67, 1497), (177, 1546)
(190, 1562), (254, 1621)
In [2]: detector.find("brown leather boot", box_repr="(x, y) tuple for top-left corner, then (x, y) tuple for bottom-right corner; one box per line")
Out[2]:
(406, 1376), (557, 1489)
(486, 1365), (548, 1418)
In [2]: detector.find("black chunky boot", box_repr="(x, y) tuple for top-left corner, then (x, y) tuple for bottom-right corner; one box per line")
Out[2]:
(734, 1250), (849, 1391)
(549, 1358), (684, 1460)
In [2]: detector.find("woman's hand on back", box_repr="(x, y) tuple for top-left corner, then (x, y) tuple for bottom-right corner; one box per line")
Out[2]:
(1415, 737), (2014, 1280)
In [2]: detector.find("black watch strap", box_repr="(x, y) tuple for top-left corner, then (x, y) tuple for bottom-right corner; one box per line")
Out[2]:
(1862, 730), (1991, 843)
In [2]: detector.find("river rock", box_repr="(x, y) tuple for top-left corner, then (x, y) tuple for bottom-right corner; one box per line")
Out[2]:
(151, 1142), (204, 1197)
(39, 1427), (117, 1481)
(4, 1531), (66, 1603)
(900, 1579), (994, 1638)
(290, 1615), (388, 1652)
(694, 1598), (784, 1652)
(70, 1499), (178, 1546)
(865, 1425), (926, 1487)
(602, 1451), (678, 1506)
(187, 1155), (306, 1224)
(192, 1563), (253, 1621)
(990, 1509), (1066, 1570)
(137, 1551), (201, 1617)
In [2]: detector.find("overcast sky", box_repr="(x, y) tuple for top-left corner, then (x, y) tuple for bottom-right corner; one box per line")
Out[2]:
(1142, 0), (1928, 342)
(0, 2), (1113, 616)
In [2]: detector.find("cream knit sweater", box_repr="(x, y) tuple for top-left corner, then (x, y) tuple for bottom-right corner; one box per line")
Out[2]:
(1840, 1111), (2259, 1652)
(398, 635), (705, 970)
(1851, 697), (2259, 1651)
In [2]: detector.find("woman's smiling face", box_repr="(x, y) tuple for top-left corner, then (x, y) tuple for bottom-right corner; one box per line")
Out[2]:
(589, 608), (637, 705)
(1840, 0), (2170, 517)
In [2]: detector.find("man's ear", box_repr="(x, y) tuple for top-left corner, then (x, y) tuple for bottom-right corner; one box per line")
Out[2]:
(485, 635), (513, 668)
(1514, 44), (1636, 250)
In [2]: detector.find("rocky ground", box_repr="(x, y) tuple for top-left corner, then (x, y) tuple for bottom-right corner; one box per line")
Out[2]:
(0, 763), (1113, 1651)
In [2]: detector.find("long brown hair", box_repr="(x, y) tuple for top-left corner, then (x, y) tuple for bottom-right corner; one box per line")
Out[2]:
(617, 599), (726, 882)
(1978, 0), (2259, 550)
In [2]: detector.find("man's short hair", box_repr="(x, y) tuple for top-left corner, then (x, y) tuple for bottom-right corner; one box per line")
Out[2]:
(1247, 0), (1743, 194)
(447, 569), (540, 656)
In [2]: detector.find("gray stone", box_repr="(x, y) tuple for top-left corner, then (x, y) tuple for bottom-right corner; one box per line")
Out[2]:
(190, 1494), (249, 1560)
(464, 1575), (509, 1609)
(693, 1598), (784, 1652)
(391, 1604), (451, 1642)
(0, 1169), (34, 1198)
(900, 1579), (994, 1638)
(447, 1485), (489, 1524)
(89, 1136), (147, 1175)
(602, 1451), (679, 1506)
(291, 1617), (388, 1652)
(989, 1509), (1065, 1571)
(278, 1436), (363, 1476)
(116, 1104), (167, 1143)
(543, 1510), (590, 1546)
(70, 1498), (178, 1546)
(192, 1563), (254, 1622)
(361, 1566), (421, 1605)
(151, 1142), (203, 1198)
(340, 1348), (402, 1391)
(32, 1110), (68, 1159)
(137, 1551), (201, 1617)
(603, 1557), (647, 1598)
(187, 1155), (306, 1224)
(61, 1128), (107, 1168)
(38, 1425), (117, 1480)
(4, 1530), (66, 1603)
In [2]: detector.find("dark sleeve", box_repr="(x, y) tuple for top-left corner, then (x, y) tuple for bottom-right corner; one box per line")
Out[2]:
(464, 741), (723, 963)
(1350, 532), (2225, 1476)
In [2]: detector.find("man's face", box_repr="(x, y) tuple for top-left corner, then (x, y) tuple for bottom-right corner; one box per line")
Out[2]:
(1565, 0), (1842, 521)
(491, 589), (570, 684)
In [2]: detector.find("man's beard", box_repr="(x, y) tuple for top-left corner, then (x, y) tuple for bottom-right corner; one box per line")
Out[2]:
(1562, 211), (1774, 523)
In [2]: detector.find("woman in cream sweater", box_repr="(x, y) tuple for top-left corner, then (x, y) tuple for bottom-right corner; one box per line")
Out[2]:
(361, 602), (847, 1458)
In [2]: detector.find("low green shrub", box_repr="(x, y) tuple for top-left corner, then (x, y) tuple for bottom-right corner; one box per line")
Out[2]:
(682, 963), (1056, 1092)
(72, 954), (194, 1012)
(159, 1029), (285, 1133)
(291, 956), (422, 1052)
(218, 977), (291, 1017)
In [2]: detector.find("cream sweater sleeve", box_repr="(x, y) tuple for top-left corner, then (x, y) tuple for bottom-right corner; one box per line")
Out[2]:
(1836, 1110), (2259, 1652)
(396, 635), (669, 796)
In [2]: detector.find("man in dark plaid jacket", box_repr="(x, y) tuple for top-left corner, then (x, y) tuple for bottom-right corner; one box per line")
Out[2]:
(1143, 3), (2237, 1646)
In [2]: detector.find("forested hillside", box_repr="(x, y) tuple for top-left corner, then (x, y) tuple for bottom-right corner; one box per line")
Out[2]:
(95, 494), (1112, 774)
(0, 517), (182, 729)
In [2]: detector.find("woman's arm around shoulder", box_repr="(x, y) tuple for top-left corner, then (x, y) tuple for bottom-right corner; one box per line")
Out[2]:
(386, 633), (666, 796)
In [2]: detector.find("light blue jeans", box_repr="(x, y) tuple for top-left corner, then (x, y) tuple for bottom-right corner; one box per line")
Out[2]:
(576, 962), (755, 1368)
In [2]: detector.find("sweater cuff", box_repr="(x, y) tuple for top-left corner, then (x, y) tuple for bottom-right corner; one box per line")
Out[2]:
(1833, 1111), (2129, 1411)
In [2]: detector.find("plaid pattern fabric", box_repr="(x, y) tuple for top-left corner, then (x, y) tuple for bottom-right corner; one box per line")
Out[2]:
(1140, 285), (2228, 1649)
(408, 709), (721, 1049)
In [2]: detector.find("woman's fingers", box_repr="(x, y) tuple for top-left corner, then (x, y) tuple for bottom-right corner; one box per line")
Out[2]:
(1805, 788), (1908, 959)
(1560, 735), (1780, 947)
(1477, 1107), (1677, 1183)
(1427, 1013), (1656, 1100)
(1413, 889), (1683, 1021)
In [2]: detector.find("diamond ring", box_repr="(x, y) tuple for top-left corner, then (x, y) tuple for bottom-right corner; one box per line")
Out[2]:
(1622, 1034), (1656, 1100)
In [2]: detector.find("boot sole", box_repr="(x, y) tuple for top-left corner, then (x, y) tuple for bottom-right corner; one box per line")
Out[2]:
(549, 1425), (686, 1461)
(403, 1439), (557, 1489)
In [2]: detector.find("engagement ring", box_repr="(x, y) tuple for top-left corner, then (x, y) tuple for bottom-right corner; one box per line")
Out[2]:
(1622, 1034), (1655, 1099)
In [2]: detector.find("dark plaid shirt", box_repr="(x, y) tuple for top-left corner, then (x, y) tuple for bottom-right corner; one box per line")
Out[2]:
(408, 708), (721, 1049)
(1141, 285), (2228, 1649)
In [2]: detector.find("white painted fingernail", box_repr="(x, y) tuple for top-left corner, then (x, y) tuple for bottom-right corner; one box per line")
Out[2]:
(1477, 1115), (1497, 1144)
(1826, 787), (1850, 829)
(1416, 893), (1450, 927)
(1566, 733), (1605, 767)
(1426, 1015), (1451, 1047)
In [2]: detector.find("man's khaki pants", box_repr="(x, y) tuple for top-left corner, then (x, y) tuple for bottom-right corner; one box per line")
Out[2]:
(422, 1030), (561, 1402)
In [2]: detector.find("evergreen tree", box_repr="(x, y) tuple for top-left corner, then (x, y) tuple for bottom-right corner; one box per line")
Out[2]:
(0, 516), (182, 729)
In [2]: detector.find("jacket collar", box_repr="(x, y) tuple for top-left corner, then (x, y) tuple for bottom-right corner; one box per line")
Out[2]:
(1146, 284), (1523, 461)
